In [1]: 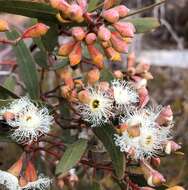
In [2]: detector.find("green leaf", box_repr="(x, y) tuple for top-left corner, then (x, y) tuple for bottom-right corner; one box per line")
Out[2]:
(6, 30), (39, 99)
(91, 181), (104, 190)
(55, 139), (88, 176)
(0, 0), (57, 22)
(100, 68), (114, 82)
(0, 85), (18, 99)
(88, 0), (101, 12)
(126, 17), (160, 33)
(52, 58), (69, 70)
(34, 51), (48, 69)
(3, 76), (16, 92)
(93, 125), (126, 179)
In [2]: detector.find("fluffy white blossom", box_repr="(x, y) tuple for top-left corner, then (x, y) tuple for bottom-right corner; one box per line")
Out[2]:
(78, 87), (113, 127)
(0, 97), (53, 144)
(114, 108), (172, 159)
(111, 80), (138, 110)
(0, 170), (20, 190)
(21, 175), (52, 190)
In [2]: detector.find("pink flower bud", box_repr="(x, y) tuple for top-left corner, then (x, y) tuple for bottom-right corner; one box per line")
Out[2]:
(50, 0), (70, 13)
(3, 111), (15, 121)
(22, 23), (49, 39)
(69, 42), (82, 66)
(156, 105), (173, 126)
(113, 21), (135, 37)
(87, 44), (104, 69)
(151, 157), (161, 167)
(115, 5), (129, 17)
(113, 70), (123, 79)
(132, 76), (147, 89)
(138, 87), (149, 108)
(78, 90), (91, 104)
(76, 0), (88, 11)
(58, 40), (76, 56)
(98, 25), (111, 41)
(102, 8), (119, 23)
(105, 47), (121, 61)
(0, 19), (9, 32)
(165, 141), (181, 155)
(85, 33), (97, 44)
(111, 32), (128, 53)
(72, 27), (85, 41)
(68, 4), (84, 23)
(98, 81), (110, 91)
(103, 0), (116, 10)
(87, 69), (100, 84)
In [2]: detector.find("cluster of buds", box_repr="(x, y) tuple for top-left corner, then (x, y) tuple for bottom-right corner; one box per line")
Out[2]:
(52, 0), (135, 68)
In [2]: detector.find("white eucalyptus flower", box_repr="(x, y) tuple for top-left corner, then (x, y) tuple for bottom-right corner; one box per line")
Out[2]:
(4, 97), (53, 144)
(115, 108), (171, 159)
(21, 176), (52, 190)
(0, 170), (20, 190)
(111, 80), (138, 110)
(78, 87), (113, 127)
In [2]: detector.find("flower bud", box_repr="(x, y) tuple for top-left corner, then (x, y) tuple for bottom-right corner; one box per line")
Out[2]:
(25, 161), (37, 182)
(0, 19), (9, 32)
(165, 141), (181, 155)
(99, 81), (110, 91)
(115, 5), (129, 17)
(72, 27), (85, 41)
(58, 41), (76, 56)
(60, 85), (72, 98)
(113, 22), (135, 37)
(87, 69), (100, 84)
(102, 9), (119, 23)
(78, 90), (91, 104)
(136, 60), (150, 73)
(156, 105), (173, 126)
(87, 44), (104, 69)
(138, 87), (149, 108)
(141, 72), (154, 80)
(57, 178), (65, 189)
(69, 42), (82, 66)
(3, 111), (15, 121)
(8, 156), (23, 177)
(85, 33), (97, 45)
(68, 4), (84, 23)
(105, 47), (121, 61)
(113, 70), (123, 79)
(101, 41), (111, 48)
(151, 157), (161, 168)
(132, 76), (147, 89)
(22, 23), (49, 39)
(98, 25), (111, 41)
(103, 0), (116, 10)
(111, 32), (128, 53)
(116, 124), (128, 134)
(166, 186), (185, 190)
(50, 0), (70, 13)
(76, 0), (88, 11)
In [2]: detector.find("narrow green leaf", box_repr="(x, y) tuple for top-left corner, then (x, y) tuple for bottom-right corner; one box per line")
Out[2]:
(0, 1), (57, 22)
(55, 139), (88, 176)
(6, 30), (39, 99)
(88, 0), (101, 12)
(3, 76), (16, 92)
(0, 85), (18, 99)
(93, 125), (126, 179)
(34, 51), (48, 69)
(126, 17), (160, 33)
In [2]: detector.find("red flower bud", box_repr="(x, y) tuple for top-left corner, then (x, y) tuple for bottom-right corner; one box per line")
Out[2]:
(69, 42), (82, 66)
(8, 155), (23, 177)
(102, 8), (119, 23)
(115, 5), (129, 17)
(98, 25), (111, 41)
(105, 47), (121, 61)
(87, 44), (104, 69)
(85, 33), (97, 45)
(72, 27), (85, 41)
(25, 161), (38, 182)
(111, 32), (128, 53)
(151, 157), (161, 167)
(0, 19), (9, 32)
(58, 40), (76, 56)
(113, 21), (135, 37)
(22, 23), (49, 39)
(103, 0), (116, 10)
(156, 105), (173, 126)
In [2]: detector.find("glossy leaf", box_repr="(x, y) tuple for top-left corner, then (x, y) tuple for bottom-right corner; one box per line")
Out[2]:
(0, 1), (57, 22)
(93, 124), (126, 179)
(55, 139), (88, 176)
(126, 17), (160, 33)
(6, 30), (39, 99)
